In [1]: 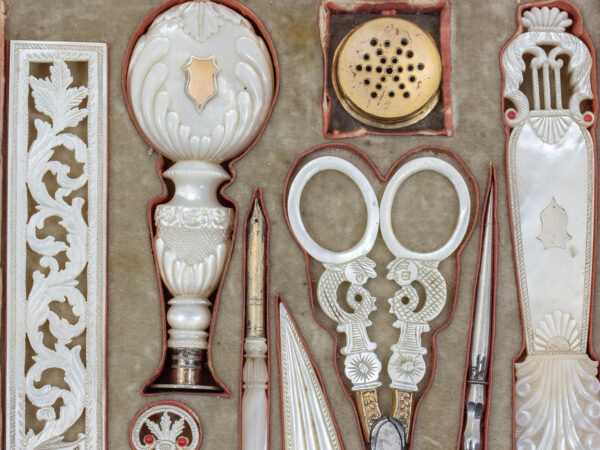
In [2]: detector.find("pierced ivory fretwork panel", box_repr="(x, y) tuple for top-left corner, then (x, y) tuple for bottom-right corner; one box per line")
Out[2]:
(5, 41), (108, 449)
(503, 6), (600, 449)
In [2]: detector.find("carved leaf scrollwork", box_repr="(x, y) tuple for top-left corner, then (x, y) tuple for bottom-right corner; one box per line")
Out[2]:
(24, 59), (89, 449)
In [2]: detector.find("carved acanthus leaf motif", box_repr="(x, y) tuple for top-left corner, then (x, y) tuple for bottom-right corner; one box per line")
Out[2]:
(6, 42), (107, 450)
(515, 353), (600, 448)
(28, 60), (88, 131)
(155, 1), (244, 42)
(131, 403), (201, 450)
(537, 197), (571, 249)
(24, 59), (90, 450)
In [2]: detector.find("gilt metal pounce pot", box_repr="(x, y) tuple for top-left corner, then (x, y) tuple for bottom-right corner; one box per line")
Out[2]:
(124, 0), (276, 392)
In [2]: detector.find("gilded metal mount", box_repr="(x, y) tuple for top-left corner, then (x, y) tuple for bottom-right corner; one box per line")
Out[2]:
(332, 17), (442, 129)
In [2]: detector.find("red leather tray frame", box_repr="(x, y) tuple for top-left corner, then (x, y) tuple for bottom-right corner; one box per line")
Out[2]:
(121, 0), (280, 397)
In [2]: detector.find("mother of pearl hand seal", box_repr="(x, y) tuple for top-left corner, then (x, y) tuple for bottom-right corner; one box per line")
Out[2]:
(126, 0), (275, 391)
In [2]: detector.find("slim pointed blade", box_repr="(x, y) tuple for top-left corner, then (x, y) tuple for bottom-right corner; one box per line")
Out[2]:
(278, 299), (342, 450)
(470, 181), (494, 366)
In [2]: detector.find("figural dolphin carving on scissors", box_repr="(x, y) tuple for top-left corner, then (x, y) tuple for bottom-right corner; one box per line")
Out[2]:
(502, 4), (600, 449)
(287, 153), (472, 447)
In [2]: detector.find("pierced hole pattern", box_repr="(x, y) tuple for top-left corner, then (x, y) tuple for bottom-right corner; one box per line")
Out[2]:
(357, 35), (426, 100)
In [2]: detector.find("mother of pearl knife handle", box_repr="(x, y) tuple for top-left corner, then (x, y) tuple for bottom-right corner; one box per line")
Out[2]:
(126, 1), (275, 389)
(502, 5), (600, 448)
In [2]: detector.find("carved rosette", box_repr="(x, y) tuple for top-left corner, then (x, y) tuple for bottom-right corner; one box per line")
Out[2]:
(317, 256), (383, 391)
(130, 402), (201, 450)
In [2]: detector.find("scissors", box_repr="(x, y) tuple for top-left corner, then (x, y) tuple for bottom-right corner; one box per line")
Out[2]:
(287, 154), (471, 449)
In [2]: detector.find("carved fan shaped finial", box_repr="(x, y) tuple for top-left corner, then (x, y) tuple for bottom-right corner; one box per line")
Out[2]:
(533, 311), (581, 353)
(179, 1), (242, 41)
(522, 7), (572, 33)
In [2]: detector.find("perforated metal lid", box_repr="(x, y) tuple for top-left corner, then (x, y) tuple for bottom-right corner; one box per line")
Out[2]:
(332, 17), (442, 129)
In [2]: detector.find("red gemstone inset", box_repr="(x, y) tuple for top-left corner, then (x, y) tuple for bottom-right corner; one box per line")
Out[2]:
(507, 110), (516, 120)
(178, 437), (188, 446)
(144, 434), (155, 444)
(584, 114), (593, 123)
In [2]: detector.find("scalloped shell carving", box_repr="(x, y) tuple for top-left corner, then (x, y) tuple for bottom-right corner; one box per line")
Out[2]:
(515, 354), (600, 449)
(522, 6), (572, 32)
(528, 115), (572, 145)
(127, 1), (274, 163)
(533, 311), (581, 353)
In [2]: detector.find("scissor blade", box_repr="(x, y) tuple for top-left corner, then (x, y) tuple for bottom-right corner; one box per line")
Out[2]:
(371, 416), (406, 450)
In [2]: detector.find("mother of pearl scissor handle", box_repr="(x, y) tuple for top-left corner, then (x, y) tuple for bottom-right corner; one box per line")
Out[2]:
(287, 156), (382, 392)
(380, 156), (471, 392)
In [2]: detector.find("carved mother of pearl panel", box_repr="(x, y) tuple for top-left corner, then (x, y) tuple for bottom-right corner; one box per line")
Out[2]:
(503, 5), (600, 448)
(127, 1), (274, 163)
(503, 5), (594, 354)
(509, 119), (593, 351)
(5, 41), (108, 449)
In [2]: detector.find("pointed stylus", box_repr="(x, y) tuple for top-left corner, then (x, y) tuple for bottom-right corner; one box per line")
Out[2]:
(463, 172), (495, 450)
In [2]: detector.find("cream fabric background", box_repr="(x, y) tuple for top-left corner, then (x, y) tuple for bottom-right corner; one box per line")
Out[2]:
(6, 0), (600, 448)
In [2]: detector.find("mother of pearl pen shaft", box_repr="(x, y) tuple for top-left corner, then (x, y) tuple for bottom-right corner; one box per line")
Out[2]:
(242, 198), (268, 450)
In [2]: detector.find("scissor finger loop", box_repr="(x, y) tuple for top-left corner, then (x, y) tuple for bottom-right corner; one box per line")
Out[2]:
(287, 155), (379, 265)
(380, 156), (471, 263)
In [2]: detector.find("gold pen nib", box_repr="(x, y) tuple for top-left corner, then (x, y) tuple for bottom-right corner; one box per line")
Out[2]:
(246, 195), (267, 339)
